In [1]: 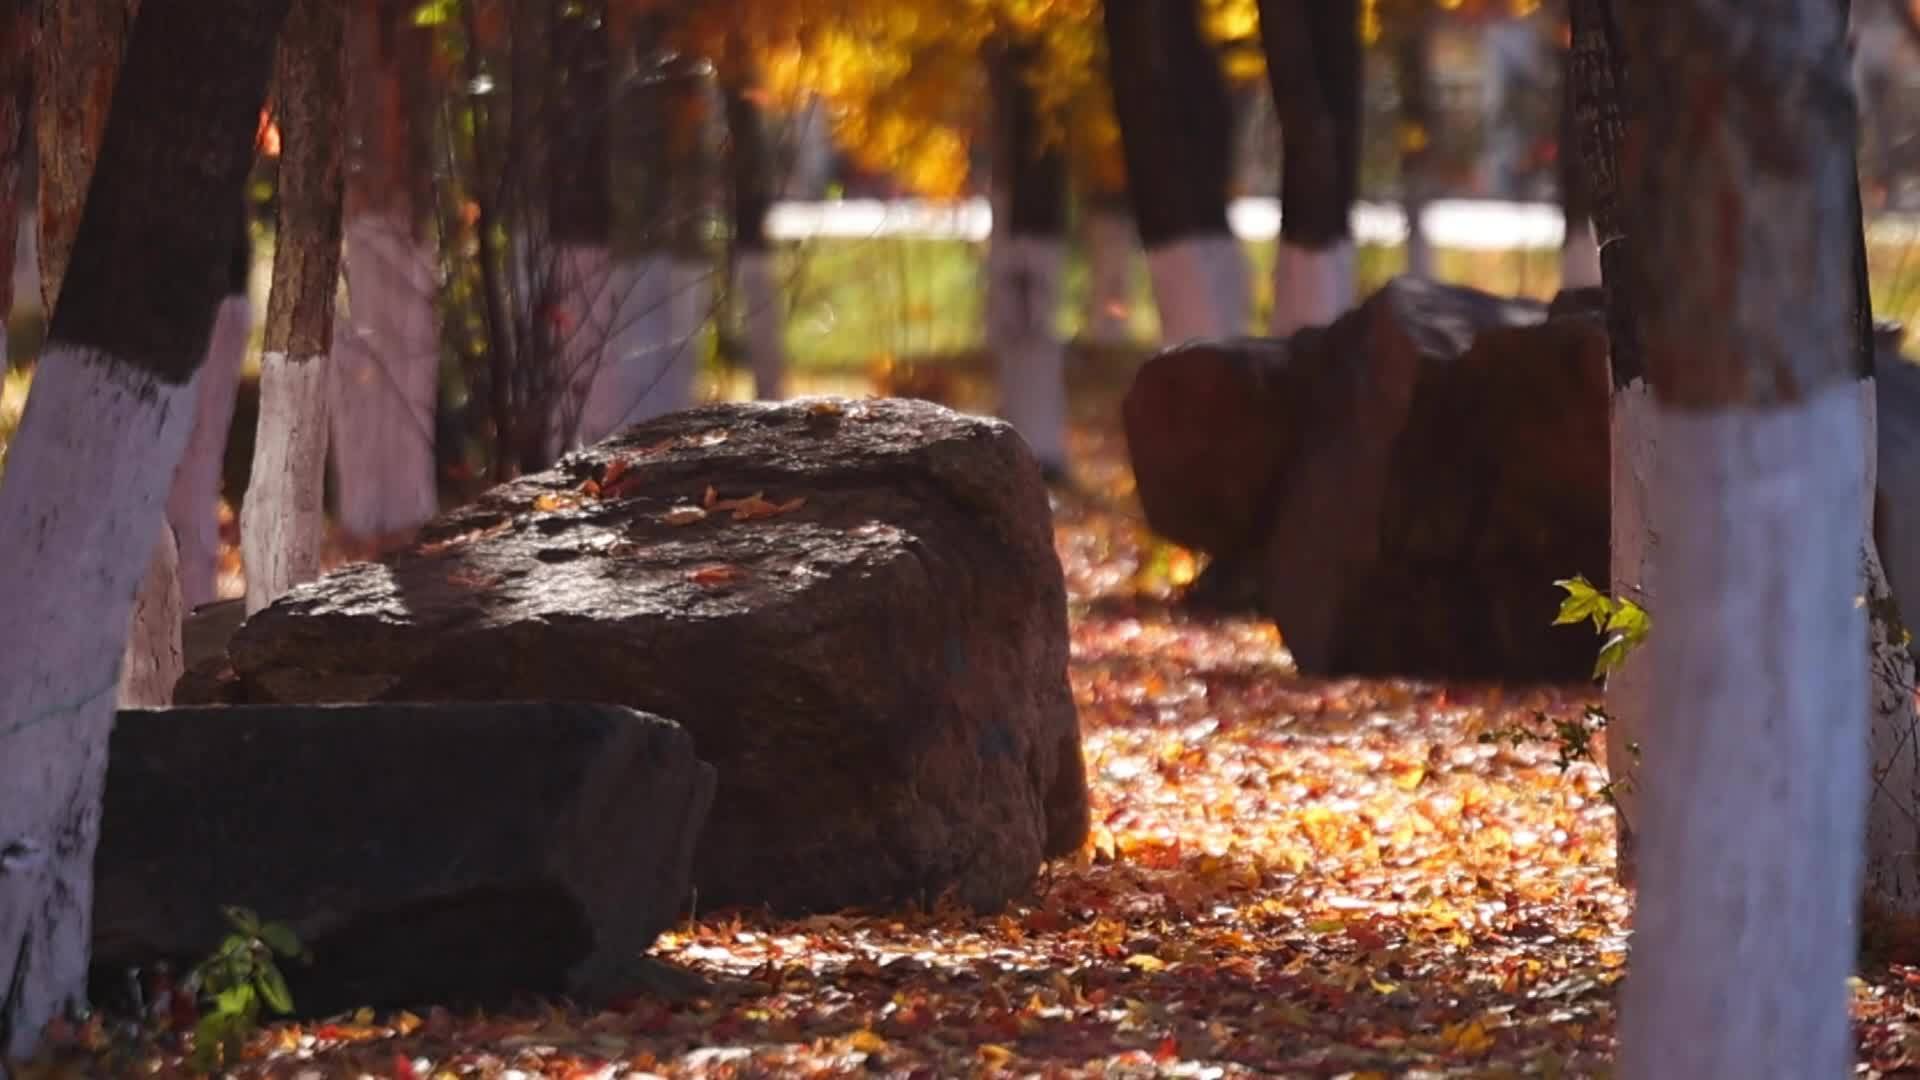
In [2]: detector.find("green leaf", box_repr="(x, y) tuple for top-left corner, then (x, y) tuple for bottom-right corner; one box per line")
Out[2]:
(411, 0), (458, 26)
(214, 983), (256, 1019)
(1594, 632), (1633, 678)
(256, 964), (295, 1015)
(1552, 575), (1609, 629)
(259, 922), (304, 959)
(1604, 598), (1652, 645)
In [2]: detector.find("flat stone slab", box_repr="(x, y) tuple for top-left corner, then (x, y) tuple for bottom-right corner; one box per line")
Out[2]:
(93, 702), (713, 1016)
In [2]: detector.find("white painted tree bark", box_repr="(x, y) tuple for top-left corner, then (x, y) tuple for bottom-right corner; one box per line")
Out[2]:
(167, 294), (253, 608)
(737, 250), (785, 400)
(1080, 206), (1135, 345)
(1145, 234), (1249, 346)
(0, 351), (200, 1059)
(549, 241), (620, 453)
(1601, 375), (1652, 879)
(241, 352), (330, 614)
(578, 254), (706, 446)
(1268, 239), (1354, 337)
(1560, 218), (1602, 288)
(1622, 385), (1866, 1079)
(986, 234), (1068, 472)
(328, 212), (440, 539)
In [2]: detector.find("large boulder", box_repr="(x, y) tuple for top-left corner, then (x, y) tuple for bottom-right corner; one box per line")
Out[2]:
(184, 398), (1089, 915)
(94, 702), (713, 1016)
(1126, 277), (1602, 680)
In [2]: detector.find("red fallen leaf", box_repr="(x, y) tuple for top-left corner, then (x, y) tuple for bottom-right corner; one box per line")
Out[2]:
(391, 1052), (420, 1080)
(1154, 1035), (1179, 1062)
(602, 457), (633, 488)
(689, 563), (747, 586)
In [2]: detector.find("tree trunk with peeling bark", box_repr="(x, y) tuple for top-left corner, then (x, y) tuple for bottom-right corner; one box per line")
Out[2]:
(1612, 1), (1869, 1074)
(1255, 0), (1359, 335)
(0, 0), (288, 1060)
(1103, 0), (1247, 344)
(242, 0), (347, 615)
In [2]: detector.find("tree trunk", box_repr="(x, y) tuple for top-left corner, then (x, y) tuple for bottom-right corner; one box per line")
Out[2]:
(329, 0), (439, 544)
(0, 0), (288, 1060)
(1256, 0), (1359, 335)
(724, 81), (784, 400)
(985, 39), (1069, 476)
(1387, 2), (1436, 280)
(592, 27), (708, 442)
(1556, 27), (1601, 288)
(34, 0), (134, 314)
(242, 0), (347, 615)
(1078, 188), (1135, 345)
(1612, 1), (1867, 1074)
(1102, 0), (1247, 344)
(0, 0), (29, 367)
(1567, 0), (1648, 884)
(168, 221), (253, 610)
(544, 0), (617, 456)
(31, 0), (188, 708)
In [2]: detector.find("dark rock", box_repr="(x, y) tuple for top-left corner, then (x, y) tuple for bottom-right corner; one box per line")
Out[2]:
(1253, 279), (1565, 679)
(93, 702), (713, 1017)
(1335, 315), (1612, 679)
(1122, 277), (1606, 681)
(193, 397), (1089, 915)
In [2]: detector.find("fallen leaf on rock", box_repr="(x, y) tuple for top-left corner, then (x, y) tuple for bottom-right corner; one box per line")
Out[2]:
(688, 563), (747, 586)
(664, 505), (708, 526)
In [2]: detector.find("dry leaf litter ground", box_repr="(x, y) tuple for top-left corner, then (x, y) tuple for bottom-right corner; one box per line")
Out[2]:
(42, 377), (1920, 1078)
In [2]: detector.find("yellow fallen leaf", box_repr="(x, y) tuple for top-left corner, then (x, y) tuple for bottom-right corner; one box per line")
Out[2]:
(848, 1028), (888, 1053)
(1393, 763), (1426, 791)
(664, 505), (708, 526)
(976, 1043), (1014, 1066)
(1124, 953), (1166, 972)
(1442, 1018), (1495, 1055)
(391, 1010), (422, 1036)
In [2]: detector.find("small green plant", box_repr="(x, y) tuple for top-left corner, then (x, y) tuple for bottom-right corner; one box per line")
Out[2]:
(1550, 574), (1651, 679)
(1479, 576), (1650, 807)
(186, 906), (307, 1072)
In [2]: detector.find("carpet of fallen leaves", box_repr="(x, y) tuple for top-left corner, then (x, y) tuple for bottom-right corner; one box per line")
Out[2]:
(49, 390), (1920, 1078)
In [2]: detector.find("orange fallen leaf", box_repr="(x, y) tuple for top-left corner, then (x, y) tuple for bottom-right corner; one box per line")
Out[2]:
(688, 563), (746, 586)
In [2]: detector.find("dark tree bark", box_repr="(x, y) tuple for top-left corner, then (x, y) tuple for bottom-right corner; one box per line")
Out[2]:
(0, 0), (30, 330)
(987, 41), (1068, 240)
(1567, 0), (1642, 384)
(1101, 0), (1234, 249)
(547, 0), (611, 247)
(1255, 0), (1360, 248)
(0, 0), (290, 1060)
(34, 0), (135, 313)
(263, 0), (346, 363)
(1386, 0), (1437, 276)
(724, 84), (771, 257)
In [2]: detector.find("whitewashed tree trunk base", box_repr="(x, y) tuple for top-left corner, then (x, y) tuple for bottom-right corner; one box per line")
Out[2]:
(1404, 203), (1434, 280)
(0, 347), (199, 1061)
(167, 294), (252, 609)
(328, 212), (438, 539)
(986, 234), (1068, 471)
(1145, 233), (1249, 346)
(1604, 376), (1654, 882)
(242, 352), (330, 615)
(582, 256), (708, 447)
(1081, 209), (1136, 345)
(1269, 239), (1356, 338)
(1560, 220), (1602, 289)
(548, 242), (620, 455)
(1620, 380), (1867, 1080)
(737, 250), (785, 400)
(119, 525), (184, 707)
